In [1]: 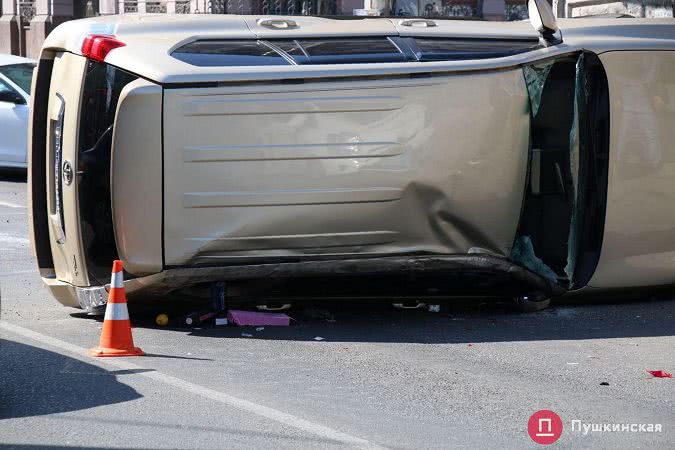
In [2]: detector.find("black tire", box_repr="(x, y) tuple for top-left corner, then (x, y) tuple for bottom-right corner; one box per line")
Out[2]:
(513, 294), (551, 312)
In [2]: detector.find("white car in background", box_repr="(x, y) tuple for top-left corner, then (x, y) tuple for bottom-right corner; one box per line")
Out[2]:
(0, 54), (34, 169)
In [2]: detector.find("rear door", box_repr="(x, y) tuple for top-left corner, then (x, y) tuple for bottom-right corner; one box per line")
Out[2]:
(44, 52), (89, 286)
(162, 63), (531, 266)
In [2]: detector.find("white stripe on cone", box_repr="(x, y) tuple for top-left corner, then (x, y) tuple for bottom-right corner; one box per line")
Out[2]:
(104, 302), (130, 321)
(110, 271), (124, 288)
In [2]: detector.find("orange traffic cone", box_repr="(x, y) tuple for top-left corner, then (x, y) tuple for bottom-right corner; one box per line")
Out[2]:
(89, 260), (144, 357)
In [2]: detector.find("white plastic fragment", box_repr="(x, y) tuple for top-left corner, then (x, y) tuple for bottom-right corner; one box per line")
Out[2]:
(256, 327), (264, 331)
(241, 333), (253, 337)
(313, 336), (325, 341)
(428, 304), (441, 313)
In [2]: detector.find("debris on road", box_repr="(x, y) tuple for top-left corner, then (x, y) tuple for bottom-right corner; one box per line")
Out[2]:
(428, 304), (441, 313)
(215, 315), (228, 326)
(185, 311), (216, 327)
(600, 382), (610, 386)
(301, 306), (336, 322)
(313, 336), (325, 341)
(155, 313), (169, 327)
(255, 327), (264, 331)
(647, 370), (672, 378)
(393, 302), (426, 310)
(257, 303), (292, 311)
(228, 310), (290, 326)
(241, 333), (253, 338)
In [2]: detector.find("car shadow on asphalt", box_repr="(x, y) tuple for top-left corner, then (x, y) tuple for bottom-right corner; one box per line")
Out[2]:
(122, 291), (675, 345)
(0, 447), (115, 449)
(0, 170), (27, 183)
(0, 338), (142, 420)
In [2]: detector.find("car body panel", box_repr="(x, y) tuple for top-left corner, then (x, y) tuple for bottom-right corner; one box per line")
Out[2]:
(243, 15), (400, 38)
(162, 69), (530, 266)
(391, 17), (540, 40)
(37, 16), (675, 86)
(44, 51), (89, 287)
(111, 78), (164, 276)
(589, 50), (675, 288)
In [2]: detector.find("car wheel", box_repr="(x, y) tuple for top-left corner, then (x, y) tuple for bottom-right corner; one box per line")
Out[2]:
(512, 294), (551, 312)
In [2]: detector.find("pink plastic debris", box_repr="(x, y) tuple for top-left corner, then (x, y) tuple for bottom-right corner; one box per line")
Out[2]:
(647, 370), (672, 378)
(227, 310), (290, 327)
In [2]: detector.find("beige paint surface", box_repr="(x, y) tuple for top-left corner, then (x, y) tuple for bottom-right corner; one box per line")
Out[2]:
(163, 69), (530, 265)
(589, 51), (675, 288)
(36, 15), (675, 86)
(30, 15), (675, 302)
(111, 79), (163, 276)
(44, 52), (89, 287)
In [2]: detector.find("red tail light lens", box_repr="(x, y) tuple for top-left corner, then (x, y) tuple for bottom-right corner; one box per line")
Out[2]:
(81, 35), (125, 62)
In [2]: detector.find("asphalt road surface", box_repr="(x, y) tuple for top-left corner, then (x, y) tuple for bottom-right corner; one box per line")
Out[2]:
(1, 170), (674, 449)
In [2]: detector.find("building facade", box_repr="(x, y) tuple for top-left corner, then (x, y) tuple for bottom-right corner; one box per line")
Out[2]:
(0, 0), (673, 58)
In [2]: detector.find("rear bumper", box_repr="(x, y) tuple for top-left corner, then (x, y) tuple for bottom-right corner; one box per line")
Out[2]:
(60, 254), (566, 311)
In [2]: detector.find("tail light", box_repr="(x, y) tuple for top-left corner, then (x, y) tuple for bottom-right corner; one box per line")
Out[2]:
(81, 35), (125, 62)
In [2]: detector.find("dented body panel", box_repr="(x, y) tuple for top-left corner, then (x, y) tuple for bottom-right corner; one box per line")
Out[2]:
(162, 70), (529, 266)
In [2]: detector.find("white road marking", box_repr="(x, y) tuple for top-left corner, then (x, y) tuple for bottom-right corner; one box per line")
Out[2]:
(0, 200), (25, 209)
(0, 235), (30, 251)
(0, 234), (30, 249)
(0, 270), (37, 277)
(0, 236), (29, 244)
(0, 321), (386, 450)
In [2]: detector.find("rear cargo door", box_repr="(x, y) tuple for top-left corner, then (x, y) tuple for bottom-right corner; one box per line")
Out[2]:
(44, 52), (89, 286)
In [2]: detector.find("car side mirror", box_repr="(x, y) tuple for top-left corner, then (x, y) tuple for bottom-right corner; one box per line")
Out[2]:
(0, 90), (26, 105)
(528, 0), (562, 45)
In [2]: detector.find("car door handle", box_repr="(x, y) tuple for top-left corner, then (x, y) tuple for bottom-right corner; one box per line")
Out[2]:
(399, 19), (437, 27)
(257, 18), (298, 29)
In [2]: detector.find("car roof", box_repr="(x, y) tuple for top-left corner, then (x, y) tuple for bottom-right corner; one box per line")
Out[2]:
(38, 15), (675, 85)
(0, 53), (35, 66)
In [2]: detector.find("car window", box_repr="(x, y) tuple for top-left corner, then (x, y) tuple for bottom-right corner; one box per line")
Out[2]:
(402, 37), (542, 61)
(0, 77), (18, 97)
(270, 38), (408, 64)
(0, 63), (35, 95)
(172, 41), (290, 67)
(78, 60), (138, 283)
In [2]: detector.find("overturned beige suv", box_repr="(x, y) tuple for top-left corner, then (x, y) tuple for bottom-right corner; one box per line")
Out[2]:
(28, 4), (675, 312)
